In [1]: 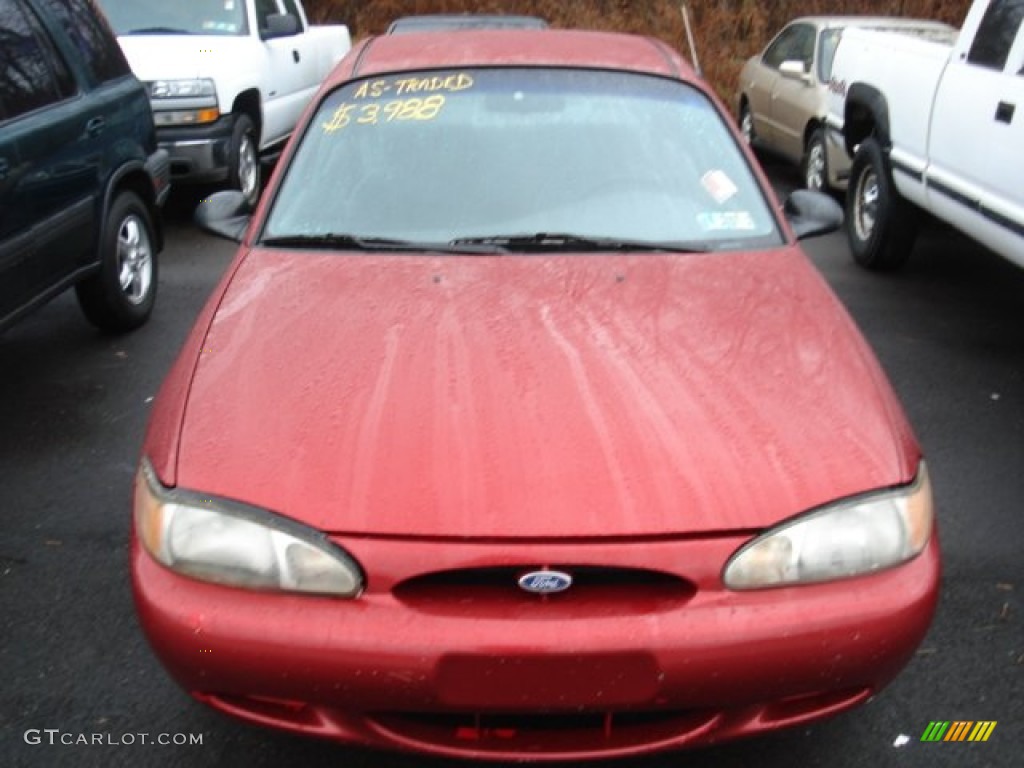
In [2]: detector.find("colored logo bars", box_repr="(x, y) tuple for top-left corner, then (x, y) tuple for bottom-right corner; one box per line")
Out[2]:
(921, 721), (997, 742)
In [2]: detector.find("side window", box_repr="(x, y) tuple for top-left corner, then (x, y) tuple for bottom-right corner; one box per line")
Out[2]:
(762, 24), (815, 72)
(254, 0), (280, 30)
(967, 0), (1024, 70)
(34, 0), (130, 83)
(0, 0), (75, 120)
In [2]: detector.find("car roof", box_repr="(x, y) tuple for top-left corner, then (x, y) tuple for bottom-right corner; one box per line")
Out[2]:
(387, 14), (549, 34)
(335, 29), (694, 85)
(787, 15), (956, 31)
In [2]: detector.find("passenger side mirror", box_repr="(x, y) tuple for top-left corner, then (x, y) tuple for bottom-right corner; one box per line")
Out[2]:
(195, 190), (252, 242)
(779, 60), (812, 84)
(784, 189), (843, 240)
(261, 13), (300, 40)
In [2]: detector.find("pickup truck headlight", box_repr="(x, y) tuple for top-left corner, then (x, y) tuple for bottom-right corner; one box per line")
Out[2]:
(153, 108), (221, 126)
(723, 462), (933, 589)
(133, 460), (363, 596)
(149, 78), (216, 99)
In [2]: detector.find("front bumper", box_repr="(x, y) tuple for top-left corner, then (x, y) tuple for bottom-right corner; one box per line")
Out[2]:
(155, 116), (234, 184)
(132, 532), (940, 761)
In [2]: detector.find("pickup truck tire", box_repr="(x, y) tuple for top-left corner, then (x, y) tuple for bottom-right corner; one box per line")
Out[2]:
(846, 138), (918, 271)
(75, 191), (157, 332)
(802, 129), (828, 192)
(228, 113), (260, 208)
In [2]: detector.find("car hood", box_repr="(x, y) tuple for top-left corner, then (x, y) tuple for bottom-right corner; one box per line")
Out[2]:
(116, 36), (253, 82)
(175, 247), (917, 538)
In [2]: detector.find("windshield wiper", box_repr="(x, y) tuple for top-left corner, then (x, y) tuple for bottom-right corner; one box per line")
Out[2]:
(261, 232), (708, 254)
(260, 233), (502, 254)
(449, 233), (711, 253)
(123, 27), (192, 35)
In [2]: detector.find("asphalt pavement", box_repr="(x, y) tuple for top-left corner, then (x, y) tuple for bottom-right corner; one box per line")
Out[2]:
(1, 163), (1021, 768)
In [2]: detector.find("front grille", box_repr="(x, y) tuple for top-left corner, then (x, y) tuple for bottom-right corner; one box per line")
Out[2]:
(392, 565), (696, 617)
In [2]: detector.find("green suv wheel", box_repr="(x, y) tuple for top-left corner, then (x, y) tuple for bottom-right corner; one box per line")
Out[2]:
(76, 191), (158, 332)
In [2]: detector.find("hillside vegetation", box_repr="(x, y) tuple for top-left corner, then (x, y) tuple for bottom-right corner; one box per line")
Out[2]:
(305, 0), (970, 107)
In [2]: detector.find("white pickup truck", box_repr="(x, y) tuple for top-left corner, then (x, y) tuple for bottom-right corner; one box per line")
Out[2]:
(826, 0), (1023, 270)
(97, 0), (351, 205)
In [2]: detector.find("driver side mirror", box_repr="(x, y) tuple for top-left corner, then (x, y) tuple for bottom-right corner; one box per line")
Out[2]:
(195, 190), (252, 242)
(779, 60), (812, 84)
(784, 189), (843, 240)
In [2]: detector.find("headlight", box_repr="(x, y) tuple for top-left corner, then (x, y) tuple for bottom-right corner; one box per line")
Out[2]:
(153, 108), (221, 126)
(133, 460), (363, 596)
(149, 78), (216, 99)
(723, 462), (933, 589)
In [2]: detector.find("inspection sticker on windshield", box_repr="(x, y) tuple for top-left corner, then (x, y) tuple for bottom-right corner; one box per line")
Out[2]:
(697, 211), (756, 231)
(701, 170), (738, 204)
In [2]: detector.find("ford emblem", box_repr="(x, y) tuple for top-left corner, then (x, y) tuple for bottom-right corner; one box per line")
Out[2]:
(518, 570), (573, 594)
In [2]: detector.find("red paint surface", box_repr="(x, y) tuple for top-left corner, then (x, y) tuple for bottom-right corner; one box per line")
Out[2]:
(173, 248), (916, 537)
(132, 534), (940, 758)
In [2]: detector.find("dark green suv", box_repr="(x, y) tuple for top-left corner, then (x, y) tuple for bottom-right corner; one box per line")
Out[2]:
(1, 0), (169, 333)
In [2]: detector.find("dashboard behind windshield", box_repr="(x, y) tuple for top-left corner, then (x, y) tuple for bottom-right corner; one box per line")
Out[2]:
(265, 68), (783, 251)
(98, 0), (249, 36)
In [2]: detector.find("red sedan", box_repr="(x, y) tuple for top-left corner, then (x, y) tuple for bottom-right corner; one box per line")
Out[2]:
(132, 29), (940, 761)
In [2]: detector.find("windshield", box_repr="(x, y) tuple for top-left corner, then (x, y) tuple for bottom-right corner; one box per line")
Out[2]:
(264, 68), (782, 251)
(97, 0), (249, 36)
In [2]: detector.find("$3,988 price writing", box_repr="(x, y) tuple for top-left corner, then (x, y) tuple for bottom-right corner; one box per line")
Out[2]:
(322, 94), (446, 133)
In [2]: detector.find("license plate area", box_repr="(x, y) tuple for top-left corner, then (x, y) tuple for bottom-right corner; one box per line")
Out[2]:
(436, 652), (660, 709)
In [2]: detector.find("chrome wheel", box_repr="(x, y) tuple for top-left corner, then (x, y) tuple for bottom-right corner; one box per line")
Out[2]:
(116, 214), (153, 305)
(740, 107), (754, 144)
(76, 190), (157, 331)
(805, 139), (826, 191)
(237, 131), (258, 203)
(853, 166), (879, 243)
